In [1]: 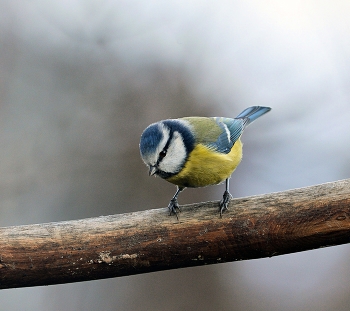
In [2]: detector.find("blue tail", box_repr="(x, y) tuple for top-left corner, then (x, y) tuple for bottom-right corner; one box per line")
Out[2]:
(235, 106), (271, 126)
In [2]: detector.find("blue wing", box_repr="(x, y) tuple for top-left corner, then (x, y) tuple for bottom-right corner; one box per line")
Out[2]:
(207, 106), (271, 154)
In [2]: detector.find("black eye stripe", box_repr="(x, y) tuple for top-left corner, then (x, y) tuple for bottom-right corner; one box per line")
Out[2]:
(163, 130), (174, 152)
(156, 129), (174, 165)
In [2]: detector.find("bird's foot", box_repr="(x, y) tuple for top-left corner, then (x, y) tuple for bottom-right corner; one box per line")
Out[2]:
(219, 190), (232, 217)
(168, 198), (181, 219)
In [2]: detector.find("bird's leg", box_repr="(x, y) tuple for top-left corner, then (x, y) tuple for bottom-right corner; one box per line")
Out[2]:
(168, 186), (184, 219)
(219, 179), (232, 217)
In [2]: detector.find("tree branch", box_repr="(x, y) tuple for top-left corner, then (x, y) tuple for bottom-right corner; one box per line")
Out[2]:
(0, 179), (350, 289)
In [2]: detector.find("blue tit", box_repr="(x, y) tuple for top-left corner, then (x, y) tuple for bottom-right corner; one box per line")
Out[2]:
(139, 106), (271, 218)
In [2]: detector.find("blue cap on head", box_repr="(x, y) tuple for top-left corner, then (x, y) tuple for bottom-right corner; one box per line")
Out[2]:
(140, 123), (163, 157)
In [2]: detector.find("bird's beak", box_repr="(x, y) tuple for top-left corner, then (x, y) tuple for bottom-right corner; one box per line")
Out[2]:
(149, 165), (157, 176)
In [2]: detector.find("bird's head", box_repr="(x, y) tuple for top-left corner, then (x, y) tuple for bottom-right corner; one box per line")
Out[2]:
(139, 120), (194, 179)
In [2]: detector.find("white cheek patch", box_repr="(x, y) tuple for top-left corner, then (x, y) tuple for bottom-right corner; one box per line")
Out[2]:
(158, 131), (186, 173)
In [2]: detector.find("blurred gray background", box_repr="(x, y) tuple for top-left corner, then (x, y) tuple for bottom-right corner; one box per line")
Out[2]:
(1, 1), (350, 310)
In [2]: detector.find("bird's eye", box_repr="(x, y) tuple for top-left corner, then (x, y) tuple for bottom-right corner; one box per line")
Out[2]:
(159, 150), (167, 159)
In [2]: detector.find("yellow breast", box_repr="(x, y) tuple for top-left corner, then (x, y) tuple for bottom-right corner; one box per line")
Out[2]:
(166, 139), (243, 188)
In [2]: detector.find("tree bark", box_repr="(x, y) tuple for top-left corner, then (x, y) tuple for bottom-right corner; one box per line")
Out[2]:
(0, 179), (350, 289)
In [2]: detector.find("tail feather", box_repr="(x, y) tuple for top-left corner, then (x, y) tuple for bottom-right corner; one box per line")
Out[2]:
(235, 106), (271, 127)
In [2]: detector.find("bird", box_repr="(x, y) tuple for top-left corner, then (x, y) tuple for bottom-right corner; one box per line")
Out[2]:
(139, 106), (271, 218)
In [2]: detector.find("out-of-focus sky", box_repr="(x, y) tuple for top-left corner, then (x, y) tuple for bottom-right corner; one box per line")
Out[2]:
(0, 1), (350, 310)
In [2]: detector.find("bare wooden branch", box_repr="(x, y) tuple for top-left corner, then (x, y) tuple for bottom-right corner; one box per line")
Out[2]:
(0, 179), (350, 289)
